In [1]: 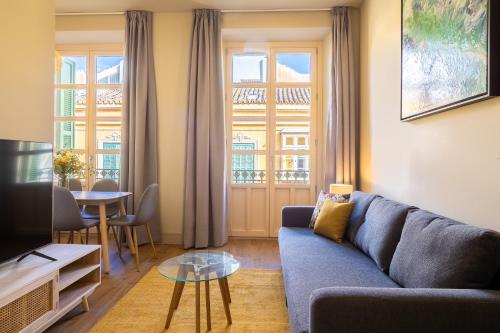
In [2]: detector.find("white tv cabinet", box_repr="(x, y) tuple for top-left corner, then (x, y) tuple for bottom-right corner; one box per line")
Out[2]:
(0, 244), (101, 333)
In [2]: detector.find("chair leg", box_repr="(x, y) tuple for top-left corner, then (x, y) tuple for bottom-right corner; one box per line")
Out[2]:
(132, 227), (140, 271)
(79, 230), (84, 244)
(117, 227), (123, 256)
(85, 228), (89, 244)
(68, 231), (74, 244)
(145, 224), (157, 258)
(110, 226), (122, 259)
(57, 231), (61, 243)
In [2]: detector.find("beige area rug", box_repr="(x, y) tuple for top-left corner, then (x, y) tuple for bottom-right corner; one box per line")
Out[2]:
(90, 268), (290, 333)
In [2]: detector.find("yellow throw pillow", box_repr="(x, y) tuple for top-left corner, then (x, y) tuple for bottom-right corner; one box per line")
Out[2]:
(313, 200), (355, 243)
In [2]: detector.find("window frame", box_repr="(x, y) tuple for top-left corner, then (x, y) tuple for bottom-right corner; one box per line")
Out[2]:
(55, 44), (124, 188)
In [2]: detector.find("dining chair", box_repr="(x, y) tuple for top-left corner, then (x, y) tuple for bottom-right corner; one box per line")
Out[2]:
(68, 178), (83, 191)
(53, 186), (101, 244)
(68, 178), (84, 210)
(108, 184), (159, 271)
(81, 179), (120, 219)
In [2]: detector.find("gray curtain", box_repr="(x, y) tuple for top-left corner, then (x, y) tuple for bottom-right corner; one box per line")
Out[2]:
(183, 9), (227, 249)
(324, 7), (360, 190)
(121, 11), (160, 242)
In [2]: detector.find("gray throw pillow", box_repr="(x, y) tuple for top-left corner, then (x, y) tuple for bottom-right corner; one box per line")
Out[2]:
(389, 209), (500, 289)
(353, 197), (413, 272)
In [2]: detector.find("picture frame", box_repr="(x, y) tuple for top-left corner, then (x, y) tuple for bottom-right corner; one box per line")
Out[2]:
(401, 0), (500, 121)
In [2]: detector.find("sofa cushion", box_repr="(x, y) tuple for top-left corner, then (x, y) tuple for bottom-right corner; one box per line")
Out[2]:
(309, 191), (349, 228)
(354, 197), (414, 272)
(279, 227), (400, 333)
(389, 209), (500, 289)
(313, 201), (354, 243)
(346, 191), (380, 242)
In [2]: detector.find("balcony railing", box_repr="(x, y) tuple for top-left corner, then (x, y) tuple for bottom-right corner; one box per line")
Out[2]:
(232, 169), (310, 184)
(95, 168), (120, 180)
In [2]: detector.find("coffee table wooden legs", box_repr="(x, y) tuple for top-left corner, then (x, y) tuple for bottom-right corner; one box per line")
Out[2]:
(165, 278), (231, 331)
(165, 280), (185, 329)
(218, 277), (232, 324)
(205, 281), (211, 331)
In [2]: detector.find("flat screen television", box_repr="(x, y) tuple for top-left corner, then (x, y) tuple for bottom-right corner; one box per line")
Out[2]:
(0, 139), (53, 264)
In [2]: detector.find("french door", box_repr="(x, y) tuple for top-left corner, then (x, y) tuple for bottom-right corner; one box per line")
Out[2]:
(54, 45), (124, 189)
(225, 44), (319, 237)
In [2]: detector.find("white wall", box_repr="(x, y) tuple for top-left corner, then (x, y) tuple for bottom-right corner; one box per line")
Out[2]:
(360, 0), (500, 231)
(0, 0), (55, 143)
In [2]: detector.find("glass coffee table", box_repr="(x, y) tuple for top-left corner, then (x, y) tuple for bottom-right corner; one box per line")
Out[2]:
(158, 251), (240, 333)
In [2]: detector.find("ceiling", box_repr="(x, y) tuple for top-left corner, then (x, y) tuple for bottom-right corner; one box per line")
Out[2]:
(56, 0), (362, 13)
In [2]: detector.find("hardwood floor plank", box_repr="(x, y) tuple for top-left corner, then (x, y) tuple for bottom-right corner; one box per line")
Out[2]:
(46, 237), (280, 333)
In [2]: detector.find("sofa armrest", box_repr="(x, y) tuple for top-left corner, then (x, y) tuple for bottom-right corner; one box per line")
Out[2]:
(281, 206), (315, 228)
(310, 287), (500, 333)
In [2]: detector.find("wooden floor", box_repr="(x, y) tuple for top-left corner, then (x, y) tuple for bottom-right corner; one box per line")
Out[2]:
(46, 236), (281, 333)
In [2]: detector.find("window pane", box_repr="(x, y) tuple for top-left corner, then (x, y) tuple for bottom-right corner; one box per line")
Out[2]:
(96, 89), (122, 117)
(275, 155), (310, 184)
(55, 89), (86, 117)
(232, 120), (266, 151)
(232, 88), (266, 116)
(232, 53), (267, 83)
(95, 154), (120, 181)
(276, 87), (311, 117)
(54, 121), (86, 150)
(96, 121), (121, 150)
(276, 53), (311, 83)
(96, 56), (124, 84)
(276, 121), (310, 150)
(55, 56), (87, 84)
(232, 154), (266, 184)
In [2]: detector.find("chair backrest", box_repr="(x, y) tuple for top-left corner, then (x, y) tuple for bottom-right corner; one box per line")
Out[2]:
(68, 178), (83, 191)
(135, 184), (159, 225)
(54, 186), (85, 231)
(84, 179), (120, 216)
(91, 179), (118, 192)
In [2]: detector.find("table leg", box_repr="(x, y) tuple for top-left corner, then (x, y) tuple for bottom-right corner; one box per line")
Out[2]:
(205, 281), (211, 331)
(223, 278), (231, 303)
(165, 281), (182, 329)
(218, 278), (232, 324)
(196, 282), (201, 333)
(174, 282), (185, 309)
(99, 203), (110, 274)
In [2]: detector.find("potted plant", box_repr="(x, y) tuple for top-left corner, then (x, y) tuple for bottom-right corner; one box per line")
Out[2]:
(53, 149), (85, 188)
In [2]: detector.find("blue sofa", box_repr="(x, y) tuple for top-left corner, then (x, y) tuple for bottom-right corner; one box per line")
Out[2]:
(279, 191), (500, 333)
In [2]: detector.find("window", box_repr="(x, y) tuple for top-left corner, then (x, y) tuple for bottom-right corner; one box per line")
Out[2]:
(54, 46), (123, 188)
(227, 47), (315, 185)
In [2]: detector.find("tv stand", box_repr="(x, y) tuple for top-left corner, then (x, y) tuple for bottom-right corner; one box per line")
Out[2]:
(17, 250), (57, 262)
(0, 244), (101, 333)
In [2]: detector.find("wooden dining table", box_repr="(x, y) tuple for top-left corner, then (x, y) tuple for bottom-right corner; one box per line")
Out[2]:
(71, 191), (132, 274)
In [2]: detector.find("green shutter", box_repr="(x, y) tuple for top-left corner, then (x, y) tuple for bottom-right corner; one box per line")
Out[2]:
(57, 58), (76, 149)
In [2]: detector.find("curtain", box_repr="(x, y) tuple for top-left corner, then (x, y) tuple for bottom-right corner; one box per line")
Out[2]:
(324, 7), (360, 190)
(121, 11), (160, 242)
(183, 9), (227, 249)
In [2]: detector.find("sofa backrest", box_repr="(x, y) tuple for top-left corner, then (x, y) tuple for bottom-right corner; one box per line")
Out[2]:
(346, 191), (380, 242)
(353, 197), (415, 273)
(389, 209), (500, 289)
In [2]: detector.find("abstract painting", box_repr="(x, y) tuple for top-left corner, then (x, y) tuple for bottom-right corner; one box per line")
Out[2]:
(401, 0), (494, 120)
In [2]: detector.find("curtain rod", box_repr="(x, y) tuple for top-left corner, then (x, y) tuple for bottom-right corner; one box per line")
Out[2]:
(56, 8), (332, 16)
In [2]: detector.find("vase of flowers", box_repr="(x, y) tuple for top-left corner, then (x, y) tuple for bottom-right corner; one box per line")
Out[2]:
(53, 149), (85, 188)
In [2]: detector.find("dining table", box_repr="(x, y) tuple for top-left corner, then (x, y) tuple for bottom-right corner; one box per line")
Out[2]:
(71, 191), (133, 274)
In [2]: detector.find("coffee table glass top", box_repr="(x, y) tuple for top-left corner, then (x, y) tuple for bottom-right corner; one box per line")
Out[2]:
(158, 251), (240, 282)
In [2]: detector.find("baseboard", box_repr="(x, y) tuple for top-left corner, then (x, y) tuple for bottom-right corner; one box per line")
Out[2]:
(160, 233), (183, 245)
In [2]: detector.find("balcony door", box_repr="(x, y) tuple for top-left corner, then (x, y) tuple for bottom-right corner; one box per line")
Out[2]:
(226, 44), (319, 237)
(54, 45), (123, 189)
